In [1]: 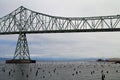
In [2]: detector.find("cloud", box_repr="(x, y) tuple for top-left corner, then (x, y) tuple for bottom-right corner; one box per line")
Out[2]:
(0, 0), (120, 17)
(0, 0), (120, 59)
(0, 32), (120, 59)
(0, 44), (15, 58)
(27, 32), (120, 58)
(0, 35), (18, 42)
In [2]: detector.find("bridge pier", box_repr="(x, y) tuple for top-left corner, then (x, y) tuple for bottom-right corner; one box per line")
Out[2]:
(14, 33), (30, 60)
(6, 33), (36, 63)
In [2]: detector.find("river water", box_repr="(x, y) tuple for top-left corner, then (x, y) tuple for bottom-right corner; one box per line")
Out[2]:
(0, 61), (120, 80)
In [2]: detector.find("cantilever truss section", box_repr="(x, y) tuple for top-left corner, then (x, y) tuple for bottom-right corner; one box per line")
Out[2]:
(0, 6), (120, 62)
(0, 6), (120, 35)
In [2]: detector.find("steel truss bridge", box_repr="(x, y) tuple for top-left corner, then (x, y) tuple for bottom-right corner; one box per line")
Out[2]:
(0, 6), (120, 60)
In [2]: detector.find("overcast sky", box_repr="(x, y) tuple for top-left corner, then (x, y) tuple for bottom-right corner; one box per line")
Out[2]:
(0, 0), (120, 59)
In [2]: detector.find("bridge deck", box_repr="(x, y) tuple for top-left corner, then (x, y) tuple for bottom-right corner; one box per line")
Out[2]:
(0, 28), (120, 35)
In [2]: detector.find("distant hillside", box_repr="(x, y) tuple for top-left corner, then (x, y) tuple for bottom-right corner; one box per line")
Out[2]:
(0, 57), (11, 61)
(106, 58), (120, 61)
(0, 57), (98, 61)
(32, 57), (98, 61)
(97, 58), (120, 63)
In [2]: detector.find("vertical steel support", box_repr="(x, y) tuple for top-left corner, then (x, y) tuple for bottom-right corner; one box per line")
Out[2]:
(13, 33), (30, 60)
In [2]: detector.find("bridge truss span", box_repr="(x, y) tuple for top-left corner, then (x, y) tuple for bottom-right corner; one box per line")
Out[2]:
(1, 6), (120, 62)
(1, 6), (120, 35)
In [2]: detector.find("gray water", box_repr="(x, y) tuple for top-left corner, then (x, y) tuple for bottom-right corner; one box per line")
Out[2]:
(0, 61), (120, 80)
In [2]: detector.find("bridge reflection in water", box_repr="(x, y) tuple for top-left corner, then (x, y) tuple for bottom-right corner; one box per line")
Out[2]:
(0, 62), (120, 80)
(14, 64), (30, 80)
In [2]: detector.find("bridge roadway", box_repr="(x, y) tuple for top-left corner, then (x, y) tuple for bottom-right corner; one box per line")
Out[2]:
(0, 28), (120, 35)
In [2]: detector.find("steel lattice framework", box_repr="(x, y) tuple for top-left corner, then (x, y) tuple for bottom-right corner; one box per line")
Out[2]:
(1, 6), (120, 60)
(13, 33), (30, 60)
